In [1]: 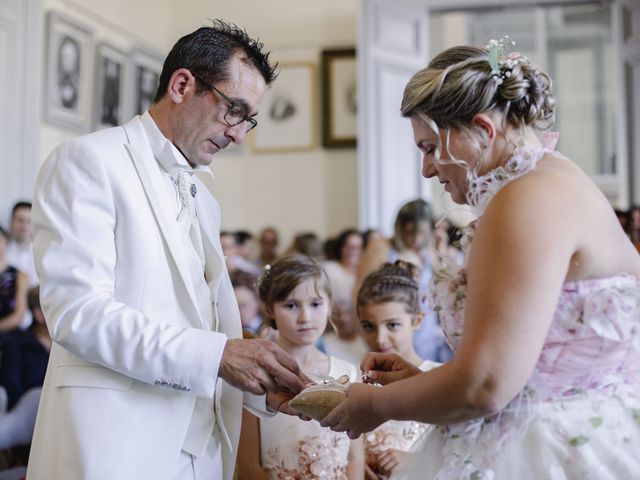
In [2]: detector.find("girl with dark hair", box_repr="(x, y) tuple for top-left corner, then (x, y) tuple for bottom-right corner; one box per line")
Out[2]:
(357, 261), (438, 479)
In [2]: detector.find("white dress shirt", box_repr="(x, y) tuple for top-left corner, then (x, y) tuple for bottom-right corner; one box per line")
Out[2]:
(6, 240), (38, 286)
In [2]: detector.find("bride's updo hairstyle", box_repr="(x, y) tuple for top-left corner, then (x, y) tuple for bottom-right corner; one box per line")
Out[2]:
(401, 45), (556, 144)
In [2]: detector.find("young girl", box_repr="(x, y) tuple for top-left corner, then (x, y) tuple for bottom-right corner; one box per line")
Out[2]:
(237, 254), (364, 479)
(356, 261), (437, 479)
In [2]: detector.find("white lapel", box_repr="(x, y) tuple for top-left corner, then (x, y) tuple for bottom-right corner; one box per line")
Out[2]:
(122, 117), (206, 330)
(194, 171), (241, 338)
(194, 170), (225, 283)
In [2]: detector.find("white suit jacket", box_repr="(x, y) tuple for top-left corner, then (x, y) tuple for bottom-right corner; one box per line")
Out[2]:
(27, 116), (263, 480)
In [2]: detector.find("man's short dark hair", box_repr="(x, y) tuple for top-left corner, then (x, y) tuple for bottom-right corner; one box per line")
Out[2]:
(11, 201), (32, 218)
(235, 230), (253, 246)
(154, 19), (278, 103)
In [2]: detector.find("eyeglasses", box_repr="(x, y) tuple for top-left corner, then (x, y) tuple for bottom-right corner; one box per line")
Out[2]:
(192, 73), (257, 133)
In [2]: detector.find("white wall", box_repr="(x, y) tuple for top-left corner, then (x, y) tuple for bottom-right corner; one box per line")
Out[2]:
(32, 0), (359, 248)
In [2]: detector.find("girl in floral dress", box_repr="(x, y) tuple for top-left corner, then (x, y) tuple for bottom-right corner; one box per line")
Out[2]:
(321, 40), (640, 479)
(237, 255), (364, 479)
(356, 261), (438, 479)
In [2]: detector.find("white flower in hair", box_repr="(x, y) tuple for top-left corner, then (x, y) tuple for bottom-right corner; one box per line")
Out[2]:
(486, 35), (520, 85)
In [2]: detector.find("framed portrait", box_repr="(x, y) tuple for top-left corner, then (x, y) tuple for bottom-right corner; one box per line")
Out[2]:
(251, 62), (316, 153)
(129, 48), (163, 117)
(44, 11), (94, 132)
(93, 43), (128, 130)
(321, 48), (357, 148)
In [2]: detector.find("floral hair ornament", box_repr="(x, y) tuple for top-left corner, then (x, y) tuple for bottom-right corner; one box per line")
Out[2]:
(256, 263), (272, 290)
(486, 35), (520, 85)
(261, 263), (272, 280)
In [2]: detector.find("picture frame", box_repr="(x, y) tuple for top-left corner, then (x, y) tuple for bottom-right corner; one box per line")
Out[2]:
(129, 47), (164, 118)
(321, 48), (357, 148)
(44, 11), (94, 132)
(93, 42), (128, 130)
(251, 62), (316, 153)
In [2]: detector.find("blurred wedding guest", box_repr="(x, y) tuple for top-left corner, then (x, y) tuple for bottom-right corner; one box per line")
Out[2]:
(323, 230), (364, 331)
(221, 230), (259, 276)
(285, 232), (322, 260)
(320, 305), (369, 367)
(0, 286), (50, 450)
(235, 230), (255, 262)
(230, 269), (262, 335)
(433, 217), (464, 266)
(5, 202), (37, 287)
(614, 209), (630, 237)
(0, 227), (28, 334)
(356, 199), (452, 362)
(220, 230), (238, 258)
(323, 236), (339, 262)
(362, 228), (384, 250)
(255, 227), (279, 269)
(320, 229), (368, 366)
(630, 205), (640, 252)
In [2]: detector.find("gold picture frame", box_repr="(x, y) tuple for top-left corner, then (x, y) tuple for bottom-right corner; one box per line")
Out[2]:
(251, 62), (317, 153)
(321, 48), (357, 148)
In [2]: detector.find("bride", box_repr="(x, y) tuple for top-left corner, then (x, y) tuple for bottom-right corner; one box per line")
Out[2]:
(320, 39), (640, 479)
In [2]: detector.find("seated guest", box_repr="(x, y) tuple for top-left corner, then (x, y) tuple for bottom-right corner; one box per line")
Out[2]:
(5, 202), (37, 287)
(0, 227), (28, 334)
(322, 229), (364, 346)
(234, 230), (255, 263)
(255, 226), (279, 268)
(221, 230), (259, 275)
(614, 208), (630, 237)
(0, 286), (50, 450)
(285, 232), (322, 260)
(630, 206), (640, 252)
(230, 270), (262, 335)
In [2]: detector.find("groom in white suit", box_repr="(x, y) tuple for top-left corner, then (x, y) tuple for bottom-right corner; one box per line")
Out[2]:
(27, 20), (307, 480)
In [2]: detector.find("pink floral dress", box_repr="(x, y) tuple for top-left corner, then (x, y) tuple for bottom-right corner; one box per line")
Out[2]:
(259, 356), (359, 479)
(394, 139), (640, 479)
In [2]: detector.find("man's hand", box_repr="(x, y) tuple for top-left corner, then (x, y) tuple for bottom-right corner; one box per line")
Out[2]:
(219, 338), (307, 396)
(360, 352), (421, 385)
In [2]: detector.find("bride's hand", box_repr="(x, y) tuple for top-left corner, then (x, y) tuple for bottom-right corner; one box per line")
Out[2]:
(319, 383), (385, 439)
(361, 352), (421, 385)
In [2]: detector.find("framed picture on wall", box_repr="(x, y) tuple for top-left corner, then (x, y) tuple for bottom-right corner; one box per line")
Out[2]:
(251, 62), (316, 153)
(321, 48), (357, 148)
(93, 42), (128, 130)
(129, 47), (163, 118)
(44, 11), (94, 132)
